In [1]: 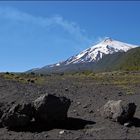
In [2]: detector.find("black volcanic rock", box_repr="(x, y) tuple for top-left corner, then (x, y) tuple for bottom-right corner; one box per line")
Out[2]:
(33, 93), (71, 123)
(1, 103), (33, 128)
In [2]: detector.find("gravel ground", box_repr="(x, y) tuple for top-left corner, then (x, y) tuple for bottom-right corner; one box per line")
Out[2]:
(0, 73), (140, 139)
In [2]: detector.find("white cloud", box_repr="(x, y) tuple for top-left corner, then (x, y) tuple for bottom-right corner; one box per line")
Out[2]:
(0, 6), (92, 46)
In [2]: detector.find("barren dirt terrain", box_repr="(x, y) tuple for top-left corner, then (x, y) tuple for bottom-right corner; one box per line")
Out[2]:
(0, 71), (140, 139)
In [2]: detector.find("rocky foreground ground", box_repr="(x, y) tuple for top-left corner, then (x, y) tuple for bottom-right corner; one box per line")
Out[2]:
(0, 71), (140, 139)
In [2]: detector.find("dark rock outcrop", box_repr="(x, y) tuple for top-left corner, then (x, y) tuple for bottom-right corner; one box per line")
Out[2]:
(1, 93), (71, 129)
(100, 100), (136, 124)
(1, 103), (34, 128)
(33, 93), (71, 123)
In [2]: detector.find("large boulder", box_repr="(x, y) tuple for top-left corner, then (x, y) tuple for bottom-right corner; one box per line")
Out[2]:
(1, 103), (34, 128)
(100, 100), (136, 124)
(33, 93), (71, 123)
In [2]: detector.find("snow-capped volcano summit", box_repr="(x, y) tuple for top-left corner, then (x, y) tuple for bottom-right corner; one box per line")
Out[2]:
(27, 37), (139, 74)
(56, 37), (137, 66)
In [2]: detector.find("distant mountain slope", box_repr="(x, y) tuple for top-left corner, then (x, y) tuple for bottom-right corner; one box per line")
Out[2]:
(27, 38), (139, 74)
(28, 47), (140, 74)
(118, 47), (140, 71)
(93, 47), (140, 71)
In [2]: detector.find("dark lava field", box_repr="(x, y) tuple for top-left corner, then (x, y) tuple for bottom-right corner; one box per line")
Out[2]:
(0, 71), (140, 139)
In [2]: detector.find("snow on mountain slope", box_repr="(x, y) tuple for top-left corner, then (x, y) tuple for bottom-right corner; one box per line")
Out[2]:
(56, 37), (137, 66)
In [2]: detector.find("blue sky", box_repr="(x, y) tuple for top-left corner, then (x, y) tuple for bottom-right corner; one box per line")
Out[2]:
(0, 1), (140, 72)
